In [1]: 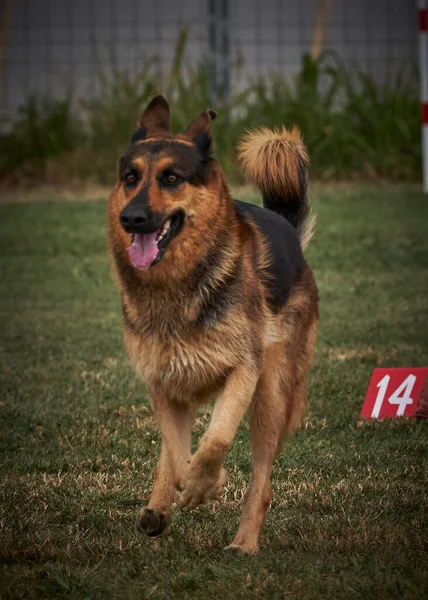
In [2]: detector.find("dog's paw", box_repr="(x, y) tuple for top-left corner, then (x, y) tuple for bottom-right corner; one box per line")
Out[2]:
(224, 543), (259, 555)
(135, 507), (170, 537)
(178, 466), (227, 510)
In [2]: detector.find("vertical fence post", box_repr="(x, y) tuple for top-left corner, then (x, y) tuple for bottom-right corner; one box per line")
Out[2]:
(221, 0), (230, 107)
(418, 0), (428, 192)
(208, 0), (217, 107)
(208, 0), (230, 109)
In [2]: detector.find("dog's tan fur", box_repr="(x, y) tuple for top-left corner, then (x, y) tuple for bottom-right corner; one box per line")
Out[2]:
(238, 126), (316, 250)
(108, 96), (318, 553)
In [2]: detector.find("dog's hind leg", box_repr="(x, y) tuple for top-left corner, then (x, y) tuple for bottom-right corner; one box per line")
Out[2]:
(226, 313), (317, 554)
(225, 346), (288, 554)
(136, 402), (196, 537)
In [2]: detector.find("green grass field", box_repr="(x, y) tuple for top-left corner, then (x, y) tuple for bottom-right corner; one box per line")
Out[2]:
(1, 184), (428, 599)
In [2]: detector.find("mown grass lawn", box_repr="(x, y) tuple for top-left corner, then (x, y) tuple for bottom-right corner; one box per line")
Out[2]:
(0, 184), (427, 599)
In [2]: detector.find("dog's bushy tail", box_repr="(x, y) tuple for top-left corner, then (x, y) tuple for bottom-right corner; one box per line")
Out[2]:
(238, 126), (315, 249)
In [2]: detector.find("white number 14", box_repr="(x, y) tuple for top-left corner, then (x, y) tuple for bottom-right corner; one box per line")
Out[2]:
(371, 375), (416, 418)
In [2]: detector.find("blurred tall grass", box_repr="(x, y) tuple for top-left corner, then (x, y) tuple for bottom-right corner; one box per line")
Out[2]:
(0, 33), (420, 185)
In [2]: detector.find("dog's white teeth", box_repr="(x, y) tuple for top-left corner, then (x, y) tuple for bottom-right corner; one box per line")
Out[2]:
(158, 219), (171, 242)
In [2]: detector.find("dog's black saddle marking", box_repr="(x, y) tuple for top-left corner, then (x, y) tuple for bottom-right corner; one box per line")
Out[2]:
(234, 200), (306, 311)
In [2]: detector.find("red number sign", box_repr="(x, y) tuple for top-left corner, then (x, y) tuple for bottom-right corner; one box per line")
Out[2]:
(361, 368), (428, 420)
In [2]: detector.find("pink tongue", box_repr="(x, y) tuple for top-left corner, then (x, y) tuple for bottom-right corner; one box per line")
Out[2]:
(126, 232), (159, 269)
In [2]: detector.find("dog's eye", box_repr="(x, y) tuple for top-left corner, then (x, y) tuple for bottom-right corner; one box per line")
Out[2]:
(125, 173), (137, 185)
(160, 172), (182, 188)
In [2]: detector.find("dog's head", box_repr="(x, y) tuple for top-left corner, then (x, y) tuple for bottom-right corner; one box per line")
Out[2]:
(111, 95), (219, 271)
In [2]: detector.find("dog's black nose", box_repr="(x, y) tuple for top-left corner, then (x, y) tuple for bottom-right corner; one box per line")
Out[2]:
(119, 206), (149, 231)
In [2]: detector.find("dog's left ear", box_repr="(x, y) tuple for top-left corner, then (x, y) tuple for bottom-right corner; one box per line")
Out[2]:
(131, 95), (170, 143)
(183, 109), (217, 156)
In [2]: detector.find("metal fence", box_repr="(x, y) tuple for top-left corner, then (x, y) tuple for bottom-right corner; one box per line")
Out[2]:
(0, 0), (418, 116)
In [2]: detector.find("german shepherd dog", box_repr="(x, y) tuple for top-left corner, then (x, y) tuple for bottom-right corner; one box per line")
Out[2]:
(108, 95), (318, 554)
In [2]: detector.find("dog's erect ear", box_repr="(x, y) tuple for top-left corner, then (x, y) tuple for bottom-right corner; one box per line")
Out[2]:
(132, 95), (170, 143)
(184, 109), (217, 139)
(182, 109), (217, 155)
(138, 95), (170, 132)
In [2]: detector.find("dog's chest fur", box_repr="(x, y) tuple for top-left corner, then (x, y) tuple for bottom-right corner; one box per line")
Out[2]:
(121, 290), (249, 402)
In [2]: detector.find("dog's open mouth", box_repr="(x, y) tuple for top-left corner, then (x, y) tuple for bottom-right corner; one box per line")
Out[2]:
(126, 210), (185, 270)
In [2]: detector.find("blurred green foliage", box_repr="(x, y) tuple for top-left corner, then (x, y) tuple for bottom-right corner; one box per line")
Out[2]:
(0, 33), (420, 185)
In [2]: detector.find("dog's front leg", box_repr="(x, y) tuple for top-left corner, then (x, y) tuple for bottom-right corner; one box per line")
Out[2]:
(136, 442), (175, 537)
(150, 391), (196, 490)
(179, 366), (259, 510)
(136, 392), (196, 536)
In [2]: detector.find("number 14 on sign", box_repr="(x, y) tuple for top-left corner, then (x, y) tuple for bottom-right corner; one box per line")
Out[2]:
(360, 368), (428, 419)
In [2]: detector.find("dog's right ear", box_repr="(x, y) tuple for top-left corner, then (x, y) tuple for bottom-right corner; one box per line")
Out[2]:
(130, 95), (170, 144)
